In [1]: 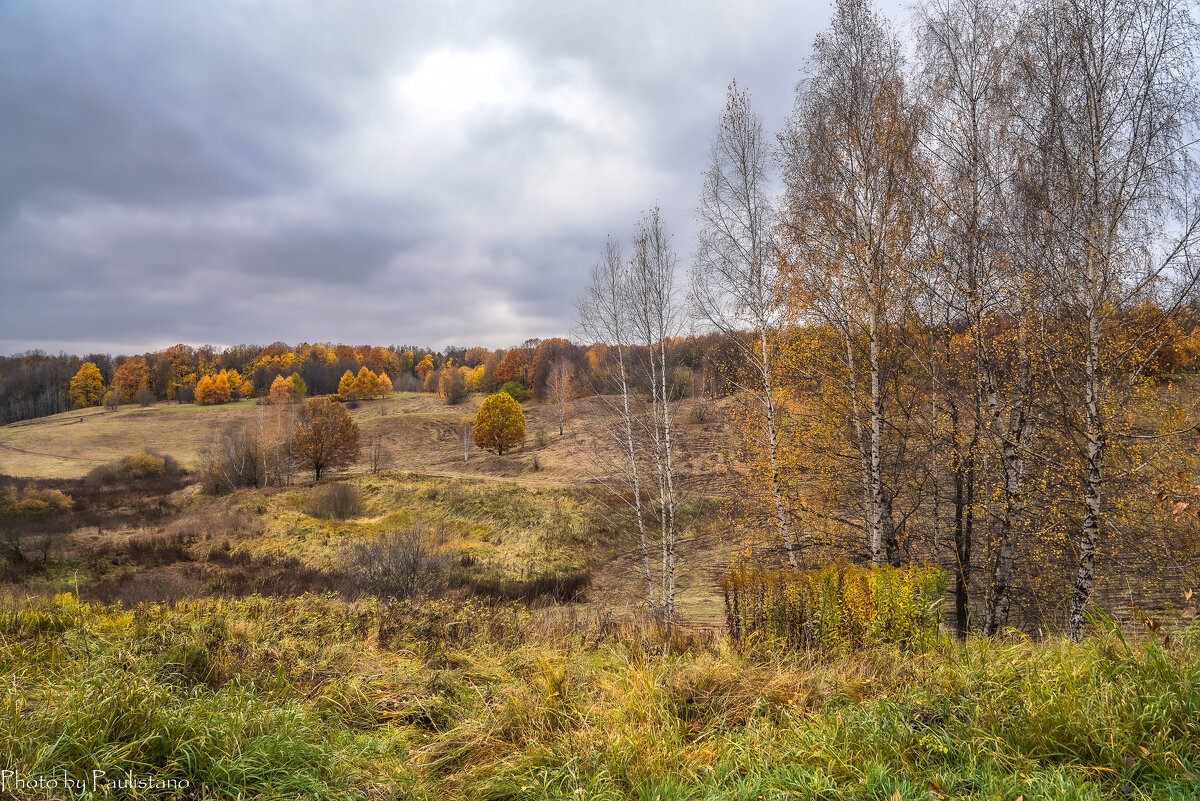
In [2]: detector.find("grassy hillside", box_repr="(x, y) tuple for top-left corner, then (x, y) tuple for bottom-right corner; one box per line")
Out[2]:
(3, 391), (1199, 799)
(0, 393), (731, 489)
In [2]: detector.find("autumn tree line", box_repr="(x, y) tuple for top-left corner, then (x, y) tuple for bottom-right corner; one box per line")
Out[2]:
(1, 333), (749, 421)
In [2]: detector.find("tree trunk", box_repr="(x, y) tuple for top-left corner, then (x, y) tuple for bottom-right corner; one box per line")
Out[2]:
(761, 328), (798, 567)
(868, 306), (901, 566)
(982, 337), (1032, 636)
(1066, 329), (1104, 641)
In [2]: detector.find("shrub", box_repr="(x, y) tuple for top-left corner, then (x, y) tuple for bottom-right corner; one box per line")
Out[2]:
(438, 367), (466, 405)
(668, 366), (694, 400)
(1, 485), (73, 564)
(721, 561), (945, 650)
(393, 374), (421, 393)
(124, 452), (165, 479)
(686, 399), (712, 424)
(86, 452), (184, 486)
(199, 428), (271, 494)
(342, 526), (452, 600)
(468, 569), (591, 605)
(136, 387), (154, 407)
(304, 483), (361, 520)
(499, 380), (529, 402)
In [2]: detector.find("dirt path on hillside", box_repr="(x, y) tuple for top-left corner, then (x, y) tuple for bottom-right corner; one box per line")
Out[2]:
(0, 440), (108, 464)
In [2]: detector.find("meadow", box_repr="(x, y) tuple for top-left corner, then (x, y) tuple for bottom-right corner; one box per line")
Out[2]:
(0, 396), (1198, 799)
(1, 592), (1198, 800)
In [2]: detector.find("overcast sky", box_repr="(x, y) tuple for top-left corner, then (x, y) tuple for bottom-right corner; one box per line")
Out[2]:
(0, 0), (904, 356)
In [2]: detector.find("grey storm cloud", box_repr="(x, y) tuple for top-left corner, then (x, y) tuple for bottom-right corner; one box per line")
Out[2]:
(0, 0), (892, 356)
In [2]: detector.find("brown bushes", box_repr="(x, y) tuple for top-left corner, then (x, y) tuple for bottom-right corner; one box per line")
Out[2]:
(342, 526), (453, 600)
(304, 483), (361, 520)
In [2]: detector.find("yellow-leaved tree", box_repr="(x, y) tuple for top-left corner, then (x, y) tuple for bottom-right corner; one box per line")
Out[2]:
(194, 375), (215, 404)
(355, 367), (379, 399)
(70, 362), (105, 409)
(268, 374), (296, 405)
(472, 391), (525, 455)
(210, 372), (232, 404)
(338, 370), (358, 401)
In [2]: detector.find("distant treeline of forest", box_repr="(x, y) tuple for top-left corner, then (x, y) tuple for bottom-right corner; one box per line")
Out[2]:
(8, 307), (1200, 425)
(0, 335), (745, 423)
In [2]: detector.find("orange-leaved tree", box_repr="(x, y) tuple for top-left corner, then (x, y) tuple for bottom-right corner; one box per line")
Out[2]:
(496, 348), (528, 388)
(194, 375), (216, 405)
(268, 374), (297, 405)
(438, 367), (466, 404)
(415, 354), (435, 382)
(195, 371), (237, 405)
(472, 391), (525, 455)
(113, 356), (150, 403)
(210, 372), (232, 404)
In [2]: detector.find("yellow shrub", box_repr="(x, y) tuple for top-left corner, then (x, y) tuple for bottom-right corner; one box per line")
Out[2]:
(720, 561), (945, 650)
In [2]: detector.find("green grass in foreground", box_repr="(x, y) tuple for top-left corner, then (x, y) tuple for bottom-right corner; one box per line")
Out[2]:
(0, 592), (1198, 800)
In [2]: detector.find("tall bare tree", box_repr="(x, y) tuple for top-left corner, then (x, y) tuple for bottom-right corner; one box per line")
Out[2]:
(918, 0), (1027, 634)
(692, 81), (801, 567)
(577, 211), (687, 623)
(577, 238), (657, 618)
(1023, 0), (1200, 639)
(779, 0), (929, 566)
(629, 208), (685, 622)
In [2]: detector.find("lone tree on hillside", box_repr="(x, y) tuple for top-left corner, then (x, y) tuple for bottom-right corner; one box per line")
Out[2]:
(473, 391), (525, 455)
(291, 397), (361, 480)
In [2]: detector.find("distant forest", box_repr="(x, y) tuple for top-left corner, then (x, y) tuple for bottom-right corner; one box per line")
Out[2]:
(0, 335), (741, 424)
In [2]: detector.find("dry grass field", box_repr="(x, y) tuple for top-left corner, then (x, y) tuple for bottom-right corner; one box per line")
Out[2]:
(0, 392), (733, 490)
(0, 391), (741, 624)
(4, 395), (1200, 800)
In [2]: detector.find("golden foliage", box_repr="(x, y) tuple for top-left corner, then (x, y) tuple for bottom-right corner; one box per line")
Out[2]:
(69, 362), (105, 409)
(472, 392), (525, 455)
(721, 561), (945, 649)
(355, 367), (379, 399)
(337, 370), (358, 400)
(268, 374), (297, 405)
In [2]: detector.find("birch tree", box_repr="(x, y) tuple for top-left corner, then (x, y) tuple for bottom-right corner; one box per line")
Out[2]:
(1018, 0), (1200, 639)
(779, 0), (928, 566)
(692, 81), (801, 567)
(578, 212), (687, 623)
(918, 0), (1031, 634)
(577, 238), (657, 618)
